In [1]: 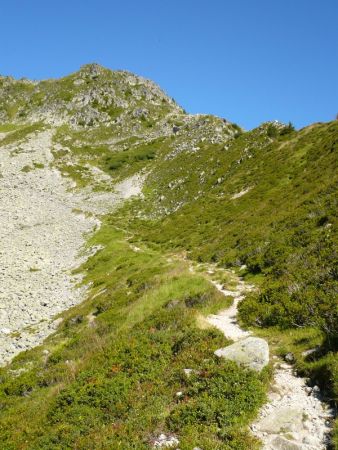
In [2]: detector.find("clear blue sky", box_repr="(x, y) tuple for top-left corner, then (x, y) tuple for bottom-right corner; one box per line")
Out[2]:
(1, 0), (337, 129)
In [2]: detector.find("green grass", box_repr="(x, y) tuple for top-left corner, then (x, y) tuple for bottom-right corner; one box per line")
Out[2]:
(117, 121), (337, 337)
(109, 120), (337, 445)
(21, 162), (45, 172)
(0, 122), (45, 146)
(52, 125), (167, 188)
(0, 224), (267, 449)
(0, 123), (23, 132)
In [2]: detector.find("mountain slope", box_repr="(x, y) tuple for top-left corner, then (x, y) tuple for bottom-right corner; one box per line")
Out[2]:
(0, 65), (337, 449)
(128, 120), (337, 336)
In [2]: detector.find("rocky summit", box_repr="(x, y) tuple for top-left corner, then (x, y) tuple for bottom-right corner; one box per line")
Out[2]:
(0, 64), (337, 449)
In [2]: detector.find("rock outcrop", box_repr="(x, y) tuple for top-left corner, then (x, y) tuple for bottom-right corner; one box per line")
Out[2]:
(215, 336), (269, 372)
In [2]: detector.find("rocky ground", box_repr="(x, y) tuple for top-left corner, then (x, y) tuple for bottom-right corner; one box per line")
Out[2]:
(252, 363), (333, 450)
(0, 129), (144, 365)
(206, 270), (334, 450)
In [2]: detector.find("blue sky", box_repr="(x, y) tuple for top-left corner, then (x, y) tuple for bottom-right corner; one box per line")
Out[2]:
(1, 0), (337, 129)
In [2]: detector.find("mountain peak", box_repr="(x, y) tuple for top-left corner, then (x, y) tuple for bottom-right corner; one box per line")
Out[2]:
(78, 63), (109, 78)
(0, 65), (184, 128)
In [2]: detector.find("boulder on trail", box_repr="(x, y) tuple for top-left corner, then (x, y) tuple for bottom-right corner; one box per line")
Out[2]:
(214, 336), (269, 372)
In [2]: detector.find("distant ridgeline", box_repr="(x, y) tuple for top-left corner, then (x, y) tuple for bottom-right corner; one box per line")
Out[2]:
(0, 64), (337, 449)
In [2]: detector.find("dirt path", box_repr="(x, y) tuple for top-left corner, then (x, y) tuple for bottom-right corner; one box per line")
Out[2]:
(0, 129), (145, 365)
(204, 269), (333, 450)
(207, 278), (252, 340)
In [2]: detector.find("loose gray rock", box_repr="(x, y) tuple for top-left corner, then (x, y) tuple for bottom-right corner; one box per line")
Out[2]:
(214, 337), (269, 372)
(0, 129), (146, 366)
(153, 433), (179, 448)
(271, 436), (303, 450)
(256, 407), (303, 434)
(284, 352), (295, 363)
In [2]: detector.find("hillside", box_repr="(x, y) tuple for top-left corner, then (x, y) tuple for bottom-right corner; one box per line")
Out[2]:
(0, 64), (337, 450)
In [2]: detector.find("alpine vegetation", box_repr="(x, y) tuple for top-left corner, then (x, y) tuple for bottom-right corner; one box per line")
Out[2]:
(0, 64), (336, 449)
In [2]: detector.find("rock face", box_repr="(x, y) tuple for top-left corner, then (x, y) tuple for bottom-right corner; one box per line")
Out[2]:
(214, 336), (269, 371)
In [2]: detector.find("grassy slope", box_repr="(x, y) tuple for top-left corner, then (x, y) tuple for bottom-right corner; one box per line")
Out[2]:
(51, 124), (168, 189)
(113, 120), (338, 443)
(0, 225), (268, 449)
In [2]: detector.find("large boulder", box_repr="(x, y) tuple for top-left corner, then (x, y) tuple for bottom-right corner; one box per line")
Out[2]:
(215, 337), (269, 372)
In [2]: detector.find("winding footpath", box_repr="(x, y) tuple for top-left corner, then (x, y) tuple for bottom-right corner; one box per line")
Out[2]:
(0, 129), (144, 365)
(206, 270), (334, 450)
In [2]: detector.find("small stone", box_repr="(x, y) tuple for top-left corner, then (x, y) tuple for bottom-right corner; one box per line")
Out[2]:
(165, 299), (180, 309)
(301, 347), (319, 357)
(303, 436), (317, 445)
(284, 352), (295, 363)
(312, 385), (320, 394)
(153, 433), (179, 448)
(1, 328), (11, 335)
(279, 363), (290, 370)
(269, 392), (281, 401)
